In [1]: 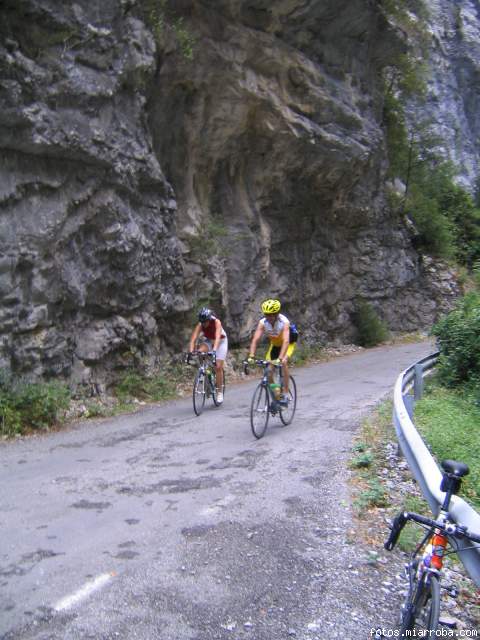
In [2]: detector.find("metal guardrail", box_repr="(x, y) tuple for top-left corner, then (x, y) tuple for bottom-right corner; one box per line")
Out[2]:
(393, 351), (480, 586)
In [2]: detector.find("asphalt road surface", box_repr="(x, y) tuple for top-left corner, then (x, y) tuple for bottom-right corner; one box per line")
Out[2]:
(0, 341), (434, 640)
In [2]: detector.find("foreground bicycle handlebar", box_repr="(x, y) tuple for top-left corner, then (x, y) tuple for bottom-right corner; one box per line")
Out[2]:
(385, 511), (480, 551)
(384, 459), (480, 634)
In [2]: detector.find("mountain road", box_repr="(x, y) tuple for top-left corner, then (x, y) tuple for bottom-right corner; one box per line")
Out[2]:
(0, 340), (434, 640)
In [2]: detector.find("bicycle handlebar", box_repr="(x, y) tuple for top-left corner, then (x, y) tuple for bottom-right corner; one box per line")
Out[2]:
(384, 510), (480, 551)
(242, 358), (283, 367)
(242, 358), (283, 375)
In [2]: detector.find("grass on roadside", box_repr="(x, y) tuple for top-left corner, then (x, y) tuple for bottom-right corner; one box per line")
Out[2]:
(350, 401), (392, 514)
(349, 387), (480, 627)
(414, 379), (480, 510)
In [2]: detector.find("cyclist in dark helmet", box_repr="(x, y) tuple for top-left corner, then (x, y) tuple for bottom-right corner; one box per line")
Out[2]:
(188, 307), (228, 404)
(247, 299), (296, 405)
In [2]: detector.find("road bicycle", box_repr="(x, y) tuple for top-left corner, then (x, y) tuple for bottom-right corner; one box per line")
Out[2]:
(384, 459), (480, 635)
(186, 350), (225, 416)
(243, 358), (297, 439)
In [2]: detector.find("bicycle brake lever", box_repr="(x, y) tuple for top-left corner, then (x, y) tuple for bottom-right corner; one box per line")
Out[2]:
(385, 512), (408, 551)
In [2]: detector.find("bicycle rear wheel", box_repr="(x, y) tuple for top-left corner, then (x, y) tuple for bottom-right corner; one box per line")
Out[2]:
(193, 371), (206, 416)
(250, 383), (269, 439)
(279, 375), (297, 426)
(400, 573), (440, 634)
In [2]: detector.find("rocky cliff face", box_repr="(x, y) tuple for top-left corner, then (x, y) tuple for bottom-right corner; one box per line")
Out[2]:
(0, 0), (459, 388)
(409, 0), (480, 191)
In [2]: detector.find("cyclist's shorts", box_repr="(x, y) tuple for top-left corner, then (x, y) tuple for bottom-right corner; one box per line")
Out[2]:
(199, 336), (228, 361)
(265, 342), (296, 361)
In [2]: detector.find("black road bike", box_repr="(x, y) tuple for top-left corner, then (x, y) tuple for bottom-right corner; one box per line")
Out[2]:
(187, 351), (225, 416)
(244, 359), (297, 439)
(384, 459), (480, 635)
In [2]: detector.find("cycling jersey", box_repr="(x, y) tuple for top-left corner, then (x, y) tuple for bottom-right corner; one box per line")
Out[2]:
(199, 316), (228, 361)
(260, 313), (290, 346)
(201, 316), (226, 341)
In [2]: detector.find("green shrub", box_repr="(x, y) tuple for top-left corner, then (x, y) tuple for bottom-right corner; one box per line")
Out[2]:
(0, 372), (70, 436)
(354, 479), (388, 511)
(353, 301), (390, 347)
(351, 451), (373, 468)
(407, 185), (456, 259)
(432, 293), (480, 387)
(291, 343), (325, 365)
(115, 370), (175, 402)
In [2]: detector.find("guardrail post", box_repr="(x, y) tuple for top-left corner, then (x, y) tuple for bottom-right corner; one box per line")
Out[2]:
(404, 394), (415, 419)
(413, 364), (424, 400)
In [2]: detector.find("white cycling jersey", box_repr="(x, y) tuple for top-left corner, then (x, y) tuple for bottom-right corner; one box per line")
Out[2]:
(260, 313), (290, 346)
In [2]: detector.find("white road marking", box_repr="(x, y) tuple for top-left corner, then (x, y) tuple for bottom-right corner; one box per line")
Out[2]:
(54, 572), (115, 612)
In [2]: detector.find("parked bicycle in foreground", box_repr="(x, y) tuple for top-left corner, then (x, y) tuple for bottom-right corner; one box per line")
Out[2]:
(243, 358), (297, 439)
(384, 459), (480, 635)
(186, 350), (225, 416)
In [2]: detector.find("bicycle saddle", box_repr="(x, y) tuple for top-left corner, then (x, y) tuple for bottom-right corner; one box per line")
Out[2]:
(441, 459), (469, 478)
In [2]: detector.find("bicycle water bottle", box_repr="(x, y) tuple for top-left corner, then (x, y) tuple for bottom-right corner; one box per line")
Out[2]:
(270, 383), (281, 400)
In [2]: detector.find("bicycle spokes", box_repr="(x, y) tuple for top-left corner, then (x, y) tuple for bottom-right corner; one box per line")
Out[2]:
(279, 376), (297, 426)
(193, 371), (206, 416)
(250, 384), (269, 439)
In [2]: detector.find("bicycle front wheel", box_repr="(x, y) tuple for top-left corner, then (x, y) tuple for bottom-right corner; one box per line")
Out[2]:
(400, 573), (440, 635)
(250, 383), (269, 439)
(279, 375), (297, 426)
(193, 371), (206, 416)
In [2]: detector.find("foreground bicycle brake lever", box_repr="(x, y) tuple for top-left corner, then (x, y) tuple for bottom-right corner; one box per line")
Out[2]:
(384, 512), (408, 551)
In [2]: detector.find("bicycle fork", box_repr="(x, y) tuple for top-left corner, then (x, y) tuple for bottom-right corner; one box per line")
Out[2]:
(402, 530), (447, 621)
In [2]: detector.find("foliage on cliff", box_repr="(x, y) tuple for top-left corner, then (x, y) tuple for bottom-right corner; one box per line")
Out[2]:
(382, 1), (480, 265)
(432, 292), (480, 388)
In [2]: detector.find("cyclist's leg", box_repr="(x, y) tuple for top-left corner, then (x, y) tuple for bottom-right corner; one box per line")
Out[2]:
(266, 344), (278, 384)
(281, 343), (296, 395)
(215, 338), (228, 395)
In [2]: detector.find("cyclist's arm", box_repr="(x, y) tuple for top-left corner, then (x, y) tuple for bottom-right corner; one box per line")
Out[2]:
(213, 318), (223, 352)
(249, 322), (264, 355)
(189, 323), (202, 352)
(278, 322), (290, 361)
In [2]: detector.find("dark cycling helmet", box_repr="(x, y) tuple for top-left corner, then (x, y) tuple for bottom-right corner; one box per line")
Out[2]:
(261, 299), (281, 314)
(198, 307), (213, 323)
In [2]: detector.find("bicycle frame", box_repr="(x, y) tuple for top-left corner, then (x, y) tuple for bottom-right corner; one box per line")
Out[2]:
(188, 351), (219, 416)
(246, 358), (297, 438)
(255, 360), (283, 411)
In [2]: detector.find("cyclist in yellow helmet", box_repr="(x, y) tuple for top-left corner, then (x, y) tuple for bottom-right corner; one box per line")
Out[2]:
(247, 299), (296, 404)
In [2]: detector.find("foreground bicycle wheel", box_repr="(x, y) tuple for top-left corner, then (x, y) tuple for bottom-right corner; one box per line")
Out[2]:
(250, 383), (269, 439)
(193, 371), (206, 416)
(279, 375), (297, 426)
(400, 573), (440, 634)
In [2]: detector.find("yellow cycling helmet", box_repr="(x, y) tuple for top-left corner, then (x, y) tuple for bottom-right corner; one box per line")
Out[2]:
(261, 299), (281, 314)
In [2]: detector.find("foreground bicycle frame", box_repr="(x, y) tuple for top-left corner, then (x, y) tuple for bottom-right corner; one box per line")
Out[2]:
(244, 358), (297, 439)
(385, 459), (480, 634)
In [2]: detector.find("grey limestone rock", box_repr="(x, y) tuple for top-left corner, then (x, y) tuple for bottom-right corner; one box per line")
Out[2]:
(0, 0), (463, 387)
